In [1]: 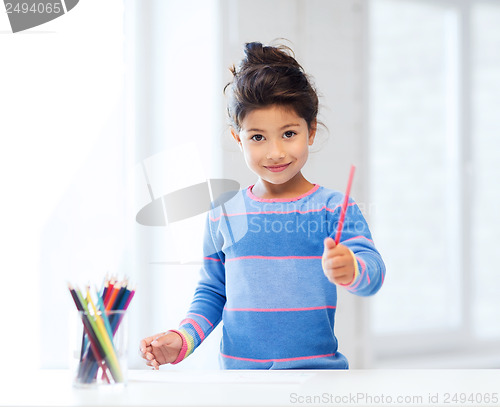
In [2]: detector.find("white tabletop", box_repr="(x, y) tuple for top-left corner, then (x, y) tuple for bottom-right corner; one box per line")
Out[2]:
(1, 369), (499, 406)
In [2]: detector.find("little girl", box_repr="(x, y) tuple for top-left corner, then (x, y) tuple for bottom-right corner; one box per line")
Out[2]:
(140, 41), (386, 369)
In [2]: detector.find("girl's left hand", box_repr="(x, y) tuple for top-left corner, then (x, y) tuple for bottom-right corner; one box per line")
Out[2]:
(322, 237), (355, 285)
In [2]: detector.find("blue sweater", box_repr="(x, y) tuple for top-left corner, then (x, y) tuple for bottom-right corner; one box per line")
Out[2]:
(171, 184), (385, 369)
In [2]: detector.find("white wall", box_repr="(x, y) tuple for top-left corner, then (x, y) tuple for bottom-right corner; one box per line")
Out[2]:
(125, 0), (225, 370)
(0, 0), (128, 371)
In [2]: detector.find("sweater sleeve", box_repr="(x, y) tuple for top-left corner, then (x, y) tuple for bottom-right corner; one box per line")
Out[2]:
(172, 214), (226, 364)
(329, 197), (386, 297)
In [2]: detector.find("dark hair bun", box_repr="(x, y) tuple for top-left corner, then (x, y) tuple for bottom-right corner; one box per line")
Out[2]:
(242, 42), (300, 68)
(225, 41), (319, 131)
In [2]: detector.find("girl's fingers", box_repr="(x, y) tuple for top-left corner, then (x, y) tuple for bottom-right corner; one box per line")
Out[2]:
(147, 361), (159, 370)
(323, 237), (336, 251)
(333, 270), (349, 280)
(324, 255), (349, 270)
(140, 332), (166, 352)
(139, 339), (149, 353)
(324, 259), (354, 284)
(141, 331), (183, 367)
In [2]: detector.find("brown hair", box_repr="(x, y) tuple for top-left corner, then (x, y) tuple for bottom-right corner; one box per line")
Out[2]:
(225, 42), (319, 132)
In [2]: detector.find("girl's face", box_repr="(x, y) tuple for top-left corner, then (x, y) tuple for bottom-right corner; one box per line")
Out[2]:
(231, 105), (316, 189)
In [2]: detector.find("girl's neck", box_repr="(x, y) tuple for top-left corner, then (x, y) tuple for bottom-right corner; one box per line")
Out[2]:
(251, 173), (315, 200)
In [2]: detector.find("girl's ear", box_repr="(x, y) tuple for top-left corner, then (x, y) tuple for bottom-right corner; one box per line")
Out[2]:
(231, 128), (243, 151)
(308, 120), (317, 145)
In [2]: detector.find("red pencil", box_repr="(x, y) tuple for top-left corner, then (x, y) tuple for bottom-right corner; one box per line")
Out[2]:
(105, 283), (121, 311)
(103, 278), (115, 305)
(334, 165), (356, 244)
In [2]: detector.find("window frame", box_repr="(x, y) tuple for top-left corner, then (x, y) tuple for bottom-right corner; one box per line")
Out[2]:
(366, 0), (500, 367)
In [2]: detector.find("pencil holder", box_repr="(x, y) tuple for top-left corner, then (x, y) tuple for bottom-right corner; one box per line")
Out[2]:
(72, 310), (128, 387)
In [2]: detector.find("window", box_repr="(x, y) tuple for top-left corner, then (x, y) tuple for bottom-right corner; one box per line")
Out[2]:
(470, 2), (500, 340)
(369, 0), (500, 367)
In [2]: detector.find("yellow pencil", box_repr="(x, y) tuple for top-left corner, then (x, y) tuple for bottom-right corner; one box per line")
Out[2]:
(87, 289), (115, 351)
(86, 287), (123, 382)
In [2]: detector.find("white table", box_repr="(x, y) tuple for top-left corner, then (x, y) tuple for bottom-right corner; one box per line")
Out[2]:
(1, 369), (499, 406)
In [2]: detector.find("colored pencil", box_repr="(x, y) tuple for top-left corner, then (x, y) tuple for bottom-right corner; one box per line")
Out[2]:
(96, 286), (113, 338)
(114, 283), (130, 311)
(111, 288), (134, 335)
(79, 287), (123, 383)
(103, 278), (115, 306)
(105, 283), (121, 311)
(68, 284), (111, 383)
(334, 165), (356, 244)
(101, 279), (109, 303)
(86, 289), (123, 382)
(111, 283), (127, 311)
(123, 288), (135, 310)
(68, 277), (134, 385)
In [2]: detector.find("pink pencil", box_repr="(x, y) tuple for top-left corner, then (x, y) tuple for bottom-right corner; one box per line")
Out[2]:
(334, 165), (356, 244)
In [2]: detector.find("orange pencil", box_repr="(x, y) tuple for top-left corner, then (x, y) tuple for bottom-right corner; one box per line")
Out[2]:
(105, 283), (121, 311)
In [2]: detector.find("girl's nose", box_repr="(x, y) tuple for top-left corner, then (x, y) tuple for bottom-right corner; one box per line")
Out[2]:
(266, 141), (286, 160)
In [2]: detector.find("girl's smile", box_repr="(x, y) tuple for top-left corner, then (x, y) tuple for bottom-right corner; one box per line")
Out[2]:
(231, 104), (316, 198)
(265, 163), (291, 172)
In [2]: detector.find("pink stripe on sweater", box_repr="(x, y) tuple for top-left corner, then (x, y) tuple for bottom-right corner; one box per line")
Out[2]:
(343, 235), (374, 244)
(180, 318), (205, 341)
(226, 255), (322, 262)
(204, 256), (222, 262)
(358, 257), (368, 284)
(169, 329), (188, 365)
(246, 184), (320, 202)
(220, 352), (336, 363)
(187, 313), (214, 328)
(224, 305), (336, 312)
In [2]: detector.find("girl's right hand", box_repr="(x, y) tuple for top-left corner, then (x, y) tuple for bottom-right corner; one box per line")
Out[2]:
(139, 331), (183, 369)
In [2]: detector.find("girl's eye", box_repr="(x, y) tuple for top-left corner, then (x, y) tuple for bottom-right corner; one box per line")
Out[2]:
(251, 134), (264, 142)
(283, 131), (296, 139)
